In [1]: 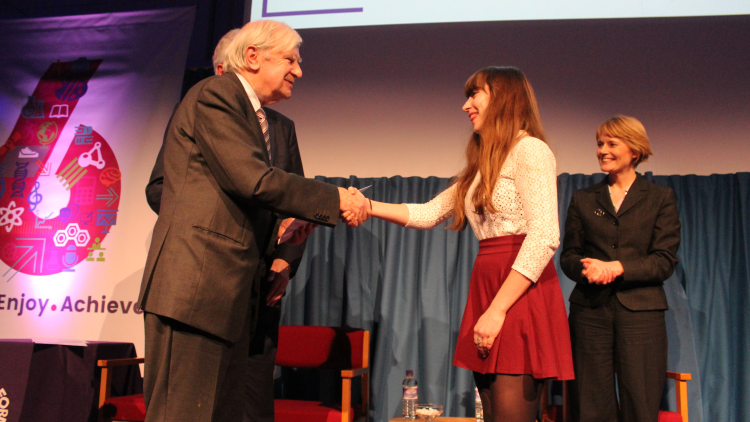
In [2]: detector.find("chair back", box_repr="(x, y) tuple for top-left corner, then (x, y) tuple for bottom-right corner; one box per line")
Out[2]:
(275, 326), (368, 370)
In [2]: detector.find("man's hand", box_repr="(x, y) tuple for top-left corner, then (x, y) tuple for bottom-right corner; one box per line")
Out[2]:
(266, 259), (291, 307)
(581, 258), (623, 285)
(338, 187), (370, 227)
(278, 218), (317, 245)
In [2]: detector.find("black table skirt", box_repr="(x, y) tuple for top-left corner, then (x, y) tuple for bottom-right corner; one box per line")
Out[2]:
(0, 340), (143, 422)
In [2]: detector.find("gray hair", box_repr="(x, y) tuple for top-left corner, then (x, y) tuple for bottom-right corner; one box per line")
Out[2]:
(223, 20), (302, 73)
(212, 28), (241, 74)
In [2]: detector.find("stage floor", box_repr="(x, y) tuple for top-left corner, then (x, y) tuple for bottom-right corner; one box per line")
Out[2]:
(389, 418), (475, 421)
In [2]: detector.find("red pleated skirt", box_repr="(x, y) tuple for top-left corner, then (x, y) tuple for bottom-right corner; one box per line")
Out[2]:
(452, 235), (574, 380)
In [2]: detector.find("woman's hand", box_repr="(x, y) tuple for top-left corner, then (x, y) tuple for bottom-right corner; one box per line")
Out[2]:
(474, 308), (507, 359)
(581, 258), (623, 285)
(473, 270), (532, 358)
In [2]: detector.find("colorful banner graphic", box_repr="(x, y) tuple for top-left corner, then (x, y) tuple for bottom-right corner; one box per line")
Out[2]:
(0, 7), (195, 357)
(0, 58), (123, 279)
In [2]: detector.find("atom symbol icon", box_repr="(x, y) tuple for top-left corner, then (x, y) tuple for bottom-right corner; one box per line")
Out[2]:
(0, 201), (25, 233)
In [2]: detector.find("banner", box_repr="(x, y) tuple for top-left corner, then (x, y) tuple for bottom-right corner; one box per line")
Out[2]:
(0, 7), (195, 358)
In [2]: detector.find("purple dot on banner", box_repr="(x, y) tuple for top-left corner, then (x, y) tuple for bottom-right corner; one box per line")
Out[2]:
(51, 304), (57, 311)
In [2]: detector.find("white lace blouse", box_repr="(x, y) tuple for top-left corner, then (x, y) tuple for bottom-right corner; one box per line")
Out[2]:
(405, 135), (560, 282)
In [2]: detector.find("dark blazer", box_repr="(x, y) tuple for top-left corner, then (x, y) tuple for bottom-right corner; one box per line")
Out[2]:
(137, 73), (339, 342)
(560, 174), (681, 311)
(145, 106), (308, 274)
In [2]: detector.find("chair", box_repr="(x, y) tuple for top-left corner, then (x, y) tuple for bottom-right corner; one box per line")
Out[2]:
(97, 357), (146, 422)
(659, 371), (692, 422)
(540, 371), (692, 422)
(97, 326), (370, 422)
(274, 325), (370, 422)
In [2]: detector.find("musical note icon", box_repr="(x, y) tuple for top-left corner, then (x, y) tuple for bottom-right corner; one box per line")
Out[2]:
(27, 182), (42, 212)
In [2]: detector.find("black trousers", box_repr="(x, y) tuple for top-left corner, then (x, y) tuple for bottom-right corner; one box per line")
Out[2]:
(143, 311), (251, 422)
(568, 294), (667, 422)
(243, 280), (282, 422)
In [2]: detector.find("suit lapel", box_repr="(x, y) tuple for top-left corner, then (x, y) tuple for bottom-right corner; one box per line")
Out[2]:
(593, 178), (618, 218)
(227, 73), (271, 166)
(616, 174), (648, 217)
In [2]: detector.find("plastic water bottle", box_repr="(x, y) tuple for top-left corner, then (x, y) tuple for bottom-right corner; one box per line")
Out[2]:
(402, 370), (418, 419)
(475, 387), (483, 421)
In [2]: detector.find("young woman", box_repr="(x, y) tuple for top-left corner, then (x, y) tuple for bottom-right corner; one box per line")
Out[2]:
(346, 66), (574, 422)
(561, 116), (681, 422)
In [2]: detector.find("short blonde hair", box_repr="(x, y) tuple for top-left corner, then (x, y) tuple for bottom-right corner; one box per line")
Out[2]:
(223, 20), (302, 73)
(212, 28), (241, 74)
(596, 115), (653, 167)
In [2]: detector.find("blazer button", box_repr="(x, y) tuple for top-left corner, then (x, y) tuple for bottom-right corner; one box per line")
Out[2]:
(612, 220), (618, 226)
(612, 244), (618, 249)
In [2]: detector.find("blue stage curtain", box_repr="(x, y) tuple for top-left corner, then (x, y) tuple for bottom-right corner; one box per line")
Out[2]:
(280, 173), (750, 422)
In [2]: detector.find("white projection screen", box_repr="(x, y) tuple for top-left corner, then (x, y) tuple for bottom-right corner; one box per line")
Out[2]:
(250, 0), (750, 29)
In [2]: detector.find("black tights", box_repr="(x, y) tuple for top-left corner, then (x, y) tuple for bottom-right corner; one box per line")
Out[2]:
(473, 372), (544, 422)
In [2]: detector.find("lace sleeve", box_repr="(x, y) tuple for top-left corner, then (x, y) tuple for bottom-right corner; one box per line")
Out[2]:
(404, 184), (457, 230)
(511, 138), (560, 282)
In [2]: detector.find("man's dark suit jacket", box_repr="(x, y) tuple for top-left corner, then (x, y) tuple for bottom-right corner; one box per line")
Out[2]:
(560, 174), (681, 311)
(145, 107), (307, 273)
(137, 73), (339, 342)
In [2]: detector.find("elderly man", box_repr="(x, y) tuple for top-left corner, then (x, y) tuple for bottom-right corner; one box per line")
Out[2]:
(137, 20), (368, 422)
(144, 26), (316, 422)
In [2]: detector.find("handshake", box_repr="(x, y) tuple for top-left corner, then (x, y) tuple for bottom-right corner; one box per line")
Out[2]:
(278, 186), (372, 245)
(338, 186), (372, 227)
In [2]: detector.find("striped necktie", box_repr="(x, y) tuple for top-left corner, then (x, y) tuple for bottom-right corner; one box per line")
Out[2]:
(256, 107), (271, 161)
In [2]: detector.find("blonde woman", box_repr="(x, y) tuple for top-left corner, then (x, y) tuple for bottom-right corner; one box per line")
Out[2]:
(561, 116), (681, 422)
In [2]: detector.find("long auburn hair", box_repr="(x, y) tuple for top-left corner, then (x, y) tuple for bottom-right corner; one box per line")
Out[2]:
(448, 66), (547, 231)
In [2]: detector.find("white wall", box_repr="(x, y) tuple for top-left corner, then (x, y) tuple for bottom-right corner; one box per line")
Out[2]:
(268, 15), (750, 178)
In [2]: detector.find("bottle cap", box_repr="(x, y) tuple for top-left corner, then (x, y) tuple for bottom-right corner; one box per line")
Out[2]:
(406, 370), (414, 376)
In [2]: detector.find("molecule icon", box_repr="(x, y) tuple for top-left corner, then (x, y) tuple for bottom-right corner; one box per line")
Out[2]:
(53, 223), (91, 247)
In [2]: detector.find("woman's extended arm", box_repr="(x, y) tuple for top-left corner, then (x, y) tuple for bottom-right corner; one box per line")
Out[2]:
(370, 201), (409, 226)
(346, 184), (457, 229)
